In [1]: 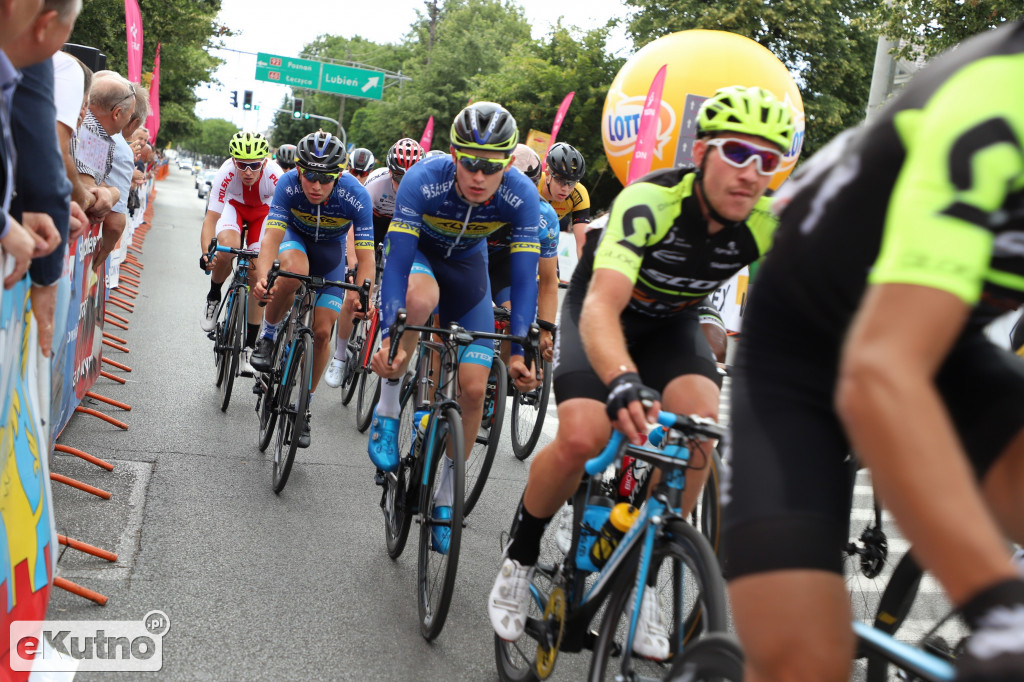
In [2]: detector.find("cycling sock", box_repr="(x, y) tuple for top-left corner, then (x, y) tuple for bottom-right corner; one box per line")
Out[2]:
(246, 323), (259, 348)
(433, 456), (455, 507)
(377, 378), (401, 419)
(505, 495), (553, 567)
(333, 339), (348, 363)
(260, 320), (279, 341)
(207, 280), (223, 301)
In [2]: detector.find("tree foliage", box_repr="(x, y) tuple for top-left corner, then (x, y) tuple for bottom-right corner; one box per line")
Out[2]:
(69, 0), (226, 146)
(181, 117), (238, 157)
(874, 0), (1023, 60)
(622, 0), (880, 157)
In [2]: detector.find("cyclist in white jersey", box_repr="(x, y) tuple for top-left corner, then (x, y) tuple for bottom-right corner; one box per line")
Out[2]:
(200, 132), (283, 375)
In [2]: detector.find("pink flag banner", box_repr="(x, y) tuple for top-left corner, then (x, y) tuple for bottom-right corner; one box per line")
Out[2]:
(145, 43), (160, 144)
(419, 115), (434, 152)
(543, 91), (575, 169)
(124, 0), (143, 83)
(626, 64), (667, 185)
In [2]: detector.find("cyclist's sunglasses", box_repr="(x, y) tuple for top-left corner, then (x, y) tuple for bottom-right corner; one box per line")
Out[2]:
(453, 149), (512, 175)
(299, 168), (340, 184)
(704, 138), (783, 176)
(234, 159), (264, 171)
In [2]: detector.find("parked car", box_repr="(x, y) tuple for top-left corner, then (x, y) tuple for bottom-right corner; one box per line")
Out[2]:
(177, 158), (192, 170)
(198, 169), (217, 199)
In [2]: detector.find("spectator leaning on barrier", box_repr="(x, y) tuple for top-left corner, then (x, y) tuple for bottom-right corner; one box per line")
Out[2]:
(53, 49), (90, 231)
(5, 0), (85, 354)
(0, 0), (46, 288)
(71, 73), (132, 263)
(91, 70), (143, 268)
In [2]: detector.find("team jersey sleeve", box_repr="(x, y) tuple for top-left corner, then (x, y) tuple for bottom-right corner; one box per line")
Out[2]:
(538, 201), (560, 259)
(266, 174), (296, 232)
(506, 174), (541, 352)
(570, 183), (592, 224)
(206, 161), (233, 214)
(593, 180), (666, 282)
(347, 180), (375, 251)
(380, 164), (429, 335)
(869, 56), (1024, 304)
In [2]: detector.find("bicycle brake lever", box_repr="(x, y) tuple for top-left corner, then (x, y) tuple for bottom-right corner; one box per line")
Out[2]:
(387, 309), (407, 365)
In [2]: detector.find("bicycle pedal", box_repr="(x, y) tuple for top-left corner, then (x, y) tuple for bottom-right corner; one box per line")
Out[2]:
(374, 469), (386, 486)
(252, 383), (262, 395)
(206, 331), (216, 341)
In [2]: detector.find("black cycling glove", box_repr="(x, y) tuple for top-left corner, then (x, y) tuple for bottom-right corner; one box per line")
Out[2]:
(199, 253), (211, 271)
(605, 372), (660, 422)
(955, 578), (1024, 681)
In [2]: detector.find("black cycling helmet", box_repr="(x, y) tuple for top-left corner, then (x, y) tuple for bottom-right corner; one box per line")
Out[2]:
(545, 142), (585, 182)
(349, 147), (375, 173)
(386, 138), (424, 177)
(450, 101), (518, 153)
(275, 143), (297, 169)
(296, 130), (347, 173)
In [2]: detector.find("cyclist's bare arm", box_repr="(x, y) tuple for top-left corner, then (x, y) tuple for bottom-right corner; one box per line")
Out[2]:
(537, 256), (558, 358)
(836, 282), (1020, 606)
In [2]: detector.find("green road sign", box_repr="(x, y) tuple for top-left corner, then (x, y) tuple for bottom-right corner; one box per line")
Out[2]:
(319, 63), (384, 100)
(255, 52), (321, 89)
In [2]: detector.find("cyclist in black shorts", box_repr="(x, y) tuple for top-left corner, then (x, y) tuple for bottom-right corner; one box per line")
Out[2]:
(725, 22), (1024, 682)
(488, 85), (797, 658)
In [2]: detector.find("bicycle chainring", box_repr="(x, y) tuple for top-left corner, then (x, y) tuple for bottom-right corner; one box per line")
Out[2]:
(535, 586), (566, 680)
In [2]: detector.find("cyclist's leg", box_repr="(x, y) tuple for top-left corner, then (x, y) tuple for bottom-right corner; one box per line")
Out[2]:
(724, 318), (858, 681)
(239, 206), (269, 345)
(211, 202), (242, 285)
(262, 229), (307, 328)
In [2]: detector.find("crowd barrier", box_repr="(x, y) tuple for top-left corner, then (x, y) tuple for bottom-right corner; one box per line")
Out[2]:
(1, 175), (157, 679)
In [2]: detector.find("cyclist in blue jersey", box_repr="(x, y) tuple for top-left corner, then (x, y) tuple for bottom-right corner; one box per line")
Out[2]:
(368, 102), (542, 545)
(250, 131), (375, 448)
(488, 143), (559, 363)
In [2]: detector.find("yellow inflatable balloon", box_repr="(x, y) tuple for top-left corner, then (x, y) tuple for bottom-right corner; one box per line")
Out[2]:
(603, 30), (805, 190)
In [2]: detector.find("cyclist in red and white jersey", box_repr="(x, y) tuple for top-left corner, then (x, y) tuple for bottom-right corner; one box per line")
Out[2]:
(199, 132), (283, 374)
(325, 138), (423, 388)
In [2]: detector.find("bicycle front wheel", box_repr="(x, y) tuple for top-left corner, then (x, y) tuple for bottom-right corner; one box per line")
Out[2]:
(355, 325), (382, 432)
(384, 380), (417, 560)
(589, 519), (728, 682)
(465, 356), (507, 516)
(340, 319), (364, 406)
(219, 291), (244, 412)
(417, 406), (465, 641)
(511, 360), (552, 461)
(272, 333), (312, 494)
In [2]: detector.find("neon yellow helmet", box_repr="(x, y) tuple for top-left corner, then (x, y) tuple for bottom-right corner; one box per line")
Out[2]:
(697, 86), (796, 151)
(229, 131), (270, 160)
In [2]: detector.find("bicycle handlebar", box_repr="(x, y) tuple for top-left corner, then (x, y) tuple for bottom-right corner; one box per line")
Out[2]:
(258, 260), (370, 313)
(386, 307), (541, 378)
(585, 411), (727, 476)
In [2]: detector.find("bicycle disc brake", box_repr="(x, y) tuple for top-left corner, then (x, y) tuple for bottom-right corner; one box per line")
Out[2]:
(535, 586), (566, 680)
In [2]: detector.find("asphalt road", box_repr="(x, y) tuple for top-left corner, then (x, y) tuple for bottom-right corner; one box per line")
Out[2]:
(49, 167), (961, 681)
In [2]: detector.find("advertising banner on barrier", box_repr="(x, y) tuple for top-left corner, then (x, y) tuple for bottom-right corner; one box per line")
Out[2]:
(0, 275), (57, 681)
(51, 225), (107, 439)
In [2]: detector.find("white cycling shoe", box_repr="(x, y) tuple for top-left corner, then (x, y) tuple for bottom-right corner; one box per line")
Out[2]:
(630, 587), (670, 661)
(200, 298), (218, 332)
(323, 357), (345, 388)
(488, 557), (535, 641)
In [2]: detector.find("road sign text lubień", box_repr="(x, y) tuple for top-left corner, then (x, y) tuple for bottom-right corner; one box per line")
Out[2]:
(255, 52), (321, 89)
(254, 53), (384, 101)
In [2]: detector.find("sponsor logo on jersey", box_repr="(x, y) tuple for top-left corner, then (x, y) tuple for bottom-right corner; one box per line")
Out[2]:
(496, 184), (525, 210)
(420, 180), (454, 200)
(291, 210), (352, 229)
(334, 187), (366, 212)
(651, 250), (688, 265)
(643, 270), (721, 291)
(714, 241), (740, 256)
(399, 205), (419, 217)
(423, 215), (504, 238)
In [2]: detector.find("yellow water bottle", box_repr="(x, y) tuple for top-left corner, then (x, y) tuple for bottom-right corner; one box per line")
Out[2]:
(590, 503), (638, 569)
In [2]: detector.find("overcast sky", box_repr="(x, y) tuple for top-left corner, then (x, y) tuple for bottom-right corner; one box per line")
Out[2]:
(193, 0), (633, 130)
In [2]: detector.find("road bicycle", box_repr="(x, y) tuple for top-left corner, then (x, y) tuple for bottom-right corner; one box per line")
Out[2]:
(380, 308), (540, 641)
(204, 239), (258, 412)
(253, 260), (369, 493)
(495, 410), (729, 682)
(334, 244), (385, 416)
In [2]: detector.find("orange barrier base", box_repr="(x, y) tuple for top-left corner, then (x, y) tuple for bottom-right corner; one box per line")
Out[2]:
(101, 356), (132, 372)
(54, 576), (108, 606)
(104, 316), (129, 331)
(106, 310), (130, 325)
(99, 370), (126, 384)
(74, 406), (129, 431)
(85, 391), (131, 412)
(102, 338), (130, 354)
(51, 472), (112, 499)
(103, 331), (128, 344)
(58, 534), (118, 562)
(54, 444), (114, 471)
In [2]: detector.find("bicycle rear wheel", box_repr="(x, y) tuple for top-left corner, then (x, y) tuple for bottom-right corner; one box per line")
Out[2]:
(272, 333), (312, 494)
(465, 356), (507, 516)
(589, 519), (728, 682)
(690, 447), (723, 557)
(384, 379), (417, 560)
(340, 319), (364, 406)
(664, 632), (744, 681)
(355, 324), (382, 432)
(417, 406), (465, 641)
(219, 291), (244, 412)
(511, 360), (552, 461)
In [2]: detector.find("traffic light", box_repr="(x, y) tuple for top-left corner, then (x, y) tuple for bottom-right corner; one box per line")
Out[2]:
(292, 97), (304, 119)
(230, 90), (238, 108)
(242, 90), (253, 110)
